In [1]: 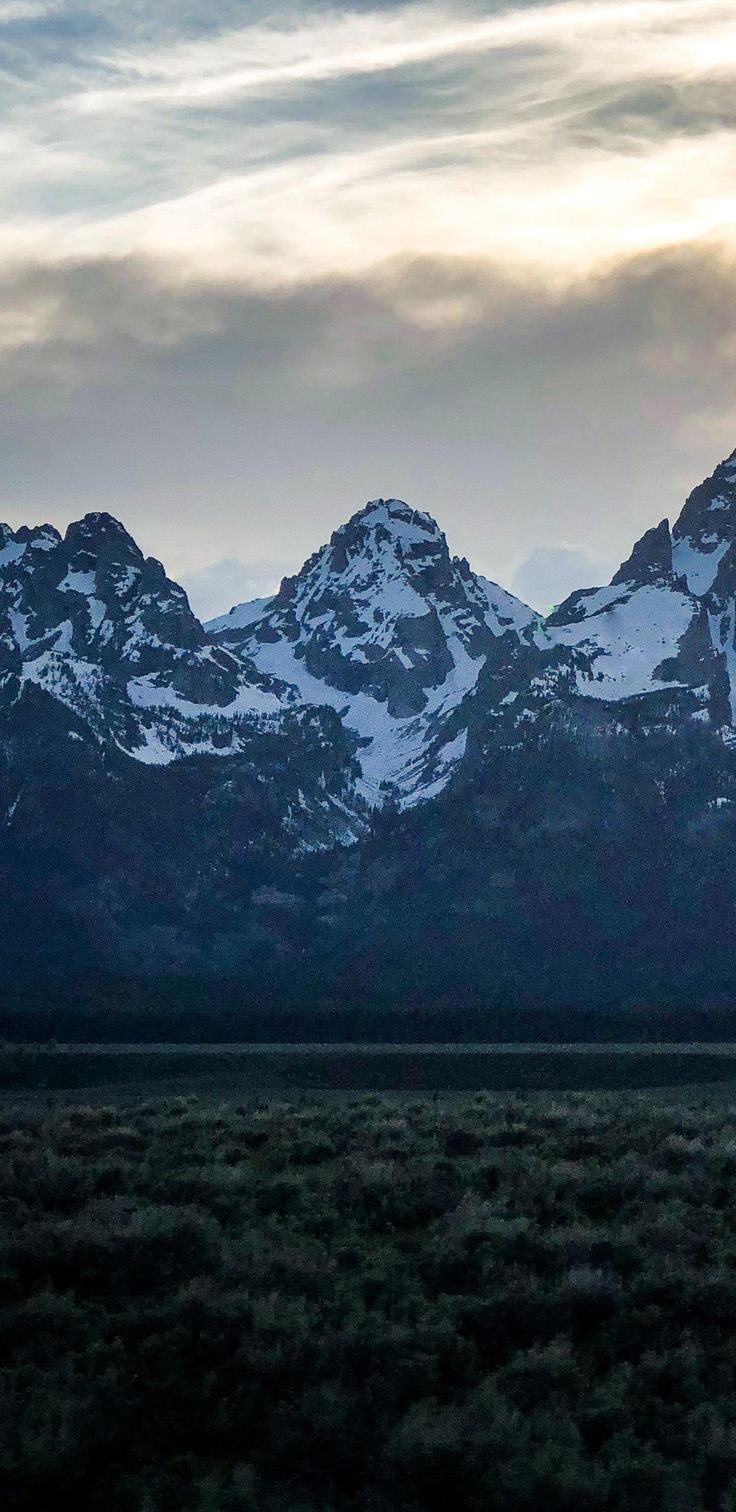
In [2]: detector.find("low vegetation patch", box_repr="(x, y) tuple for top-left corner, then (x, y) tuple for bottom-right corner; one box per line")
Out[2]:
(3, 1090), (736, 1509)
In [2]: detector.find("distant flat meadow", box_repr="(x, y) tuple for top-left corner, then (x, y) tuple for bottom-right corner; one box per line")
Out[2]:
(4, 1042), (736, 1101)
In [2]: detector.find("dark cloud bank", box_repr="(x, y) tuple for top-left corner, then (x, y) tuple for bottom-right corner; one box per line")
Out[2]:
(2, 242), (736, 606)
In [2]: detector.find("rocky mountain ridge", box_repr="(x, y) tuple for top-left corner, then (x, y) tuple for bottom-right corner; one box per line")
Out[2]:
(5, 451), (736, 825)
(5, 448), (736, 1016)
(207, 452), (736, 801)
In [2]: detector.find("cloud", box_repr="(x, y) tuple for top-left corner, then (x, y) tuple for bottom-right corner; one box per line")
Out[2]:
(0, 2), (59, 20)
(3, 3), (736, 592)
(5, 1), (736, 286)
(511, 545), (618, 613)
(1, 241), (736, 591)
(179, 557), (287, 621)
(69, 2), (736, 115)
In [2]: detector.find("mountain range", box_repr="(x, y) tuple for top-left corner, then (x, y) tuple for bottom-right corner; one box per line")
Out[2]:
(4, 448), (736, 1036)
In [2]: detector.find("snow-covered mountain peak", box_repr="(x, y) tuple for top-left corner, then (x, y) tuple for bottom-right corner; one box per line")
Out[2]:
(208, 496), (534, 803)
(347, 496), (443, 547)
(216, 495), (532, 652)
(277, 496), (451, 614)
(0, 510), (326, 784)
(538, 458), (736, 716)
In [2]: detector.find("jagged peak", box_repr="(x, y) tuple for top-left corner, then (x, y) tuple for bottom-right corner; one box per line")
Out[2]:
(267, 496), (450, 611)
(65, 511), (140, 546)
(14, 523), (61, 548)
(611, 518), (673, 588)
(349, 497), (443, 542)
(673, 450), (736, 545)
(210, 496), (533, 655)
(312, 497), (446, 576)
(63, 512), (147, 574)
(0, 522), (61, 555)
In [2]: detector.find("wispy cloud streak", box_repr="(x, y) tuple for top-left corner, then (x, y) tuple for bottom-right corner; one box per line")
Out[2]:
(70, 2), (736, 111)
(0, 2), (58, 20)
(0, 0), (732, 289)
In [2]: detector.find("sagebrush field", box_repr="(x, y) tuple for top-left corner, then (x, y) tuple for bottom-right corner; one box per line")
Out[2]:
(4, 1088), (736, 1510)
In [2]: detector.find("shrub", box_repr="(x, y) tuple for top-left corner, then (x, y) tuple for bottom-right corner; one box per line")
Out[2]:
(3, 1088), (736, 1511)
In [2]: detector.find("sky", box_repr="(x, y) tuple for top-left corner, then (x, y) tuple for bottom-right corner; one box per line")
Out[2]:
(3, 1), (736, 616)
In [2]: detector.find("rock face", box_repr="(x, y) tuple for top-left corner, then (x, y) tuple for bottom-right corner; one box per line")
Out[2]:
(6, 451), (736, 1021)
